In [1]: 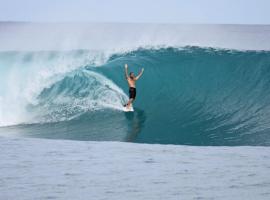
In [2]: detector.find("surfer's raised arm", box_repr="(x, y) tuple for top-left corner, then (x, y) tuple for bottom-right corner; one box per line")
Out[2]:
(135, 68), (144, 80)
(125, 64), (129, 79)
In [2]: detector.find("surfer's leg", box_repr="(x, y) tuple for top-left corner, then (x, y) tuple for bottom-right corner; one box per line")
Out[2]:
(126, 87), (136, 108)
(127, 98), (134, 108)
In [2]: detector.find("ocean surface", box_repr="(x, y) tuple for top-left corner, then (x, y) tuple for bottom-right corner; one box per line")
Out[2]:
(1, 137), (270, 200)
(0, 23), (270, 199)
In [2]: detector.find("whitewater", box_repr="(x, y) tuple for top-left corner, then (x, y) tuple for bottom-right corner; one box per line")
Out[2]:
(0, 22), (270, 199)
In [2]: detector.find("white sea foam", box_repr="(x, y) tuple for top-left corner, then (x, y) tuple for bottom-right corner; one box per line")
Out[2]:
(0, 23), (270, 51)
(0, 50), (127, 126)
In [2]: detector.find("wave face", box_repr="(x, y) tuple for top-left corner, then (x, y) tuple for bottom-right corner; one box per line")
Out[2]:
(1, 47), (270, 146)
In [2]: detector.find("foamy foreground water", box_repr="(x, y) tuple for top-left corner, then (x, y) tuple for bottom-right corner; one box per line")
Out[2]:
(0, 137), (270, 200)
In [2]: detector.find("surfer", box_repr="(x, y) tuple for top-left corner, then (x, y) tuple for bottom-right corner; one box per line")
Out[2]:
(124, 64), (144, 109)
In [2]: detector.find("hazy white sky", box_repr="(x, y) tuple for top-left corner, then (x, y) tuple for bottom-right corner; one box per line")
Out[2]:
(0, 0), (269, 24)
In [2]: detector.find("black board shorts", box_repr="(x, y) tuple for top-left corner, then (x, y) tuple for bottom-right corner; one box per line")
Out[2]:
(129, 87), (136, 99)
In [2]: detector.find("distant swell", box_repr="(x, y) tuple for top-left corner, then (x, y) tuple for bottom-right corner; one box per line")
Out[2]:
(1, 47), (270, 146)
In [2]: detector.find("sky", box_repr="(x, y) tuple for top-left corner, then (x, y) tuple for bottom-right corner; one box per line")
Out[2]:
(0, 0), (270, 24)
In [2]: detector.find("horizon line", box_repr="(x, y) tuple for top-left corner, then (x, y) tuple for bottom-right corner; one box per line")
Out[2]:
(0, 20), (270, 26)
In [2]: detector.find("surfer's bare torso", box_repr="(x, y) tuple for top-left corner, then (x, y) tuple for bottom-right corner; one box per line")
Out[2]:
(127, 77), (136, 88)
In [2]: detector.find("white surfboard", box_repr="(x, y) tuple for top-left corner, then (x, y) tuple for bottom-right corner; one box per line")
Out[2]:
(123, 105), (134, 112)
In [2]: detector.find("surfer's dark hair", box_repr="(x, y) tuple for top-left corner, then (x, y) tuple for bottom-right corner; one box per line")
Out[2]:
(129, 72), (135, 79)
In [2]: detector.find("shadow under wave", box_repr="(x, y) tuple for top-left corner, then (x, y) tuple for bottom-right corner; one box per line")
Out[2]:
(0, 109), (147, 142)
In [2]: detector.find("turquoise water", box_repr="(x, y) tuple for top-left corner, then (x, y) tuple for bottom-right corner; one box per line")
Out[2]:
(1, 47), (270, 145)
